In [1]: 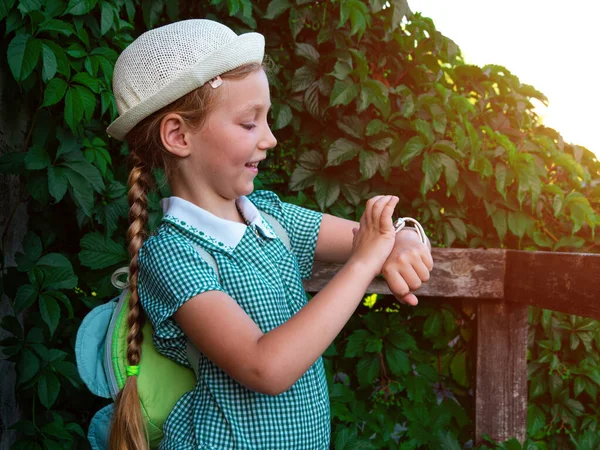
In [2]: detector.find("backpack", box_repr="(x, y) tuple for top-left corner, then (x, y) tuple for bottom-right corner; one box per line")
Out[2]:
(75, 212), (291, 449)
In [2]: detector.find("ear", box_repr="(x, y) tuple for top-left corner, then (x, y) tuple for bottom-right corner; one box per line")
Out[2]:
(160, 113), (193, 158)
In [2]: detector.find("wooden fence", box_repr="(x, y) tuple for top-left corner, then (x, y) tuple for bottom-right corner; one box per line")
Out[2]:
(303, 248), (600, 444)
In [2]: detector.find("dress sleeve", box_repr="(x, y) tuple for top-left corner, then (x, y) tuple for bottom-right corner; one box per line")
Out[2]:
(137, 234), (224, 366)
(249, 190), (323, 280)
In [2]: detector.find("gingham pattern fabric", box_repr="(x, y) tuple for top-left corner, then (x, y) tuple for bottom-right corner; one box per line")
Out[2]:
(137, 190), (330, 449)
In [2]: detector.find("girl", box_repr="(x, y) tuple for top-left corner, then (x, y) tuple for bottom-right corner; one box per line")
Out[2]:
(107, 19), (433, 450)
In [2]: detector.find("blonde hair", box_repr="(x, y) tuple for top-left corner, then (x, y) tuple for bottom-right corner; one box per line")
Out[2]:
(109, 62), (263, 450)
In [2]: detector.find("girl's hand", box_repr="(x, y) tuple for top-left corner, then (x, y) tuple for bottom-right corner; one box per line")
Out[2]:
(381, 230), (433, 306)
(349, 195), (399, 278)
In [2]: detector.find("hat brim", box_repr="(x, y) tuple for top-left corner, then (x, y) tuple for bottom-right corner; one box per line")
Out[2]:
(106, 32), (265, 141)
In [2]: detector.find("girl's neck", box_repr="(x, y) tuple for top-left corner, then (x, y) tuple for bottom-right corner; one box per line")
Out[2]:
(171, 188), (246, 225)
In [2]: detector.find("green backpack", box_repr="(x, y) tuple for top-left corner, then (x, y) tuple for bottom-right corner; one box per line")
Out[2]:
(75, 212), (291, 449)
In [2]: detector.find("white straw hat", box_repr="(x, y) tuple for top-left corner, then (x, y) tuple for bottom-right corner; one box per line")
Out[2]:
(106, 19), (265, 141)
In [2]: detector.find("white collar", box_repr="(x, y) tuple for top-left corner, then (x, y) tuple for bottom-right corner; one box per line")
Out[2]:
(160, 196), (276, 251)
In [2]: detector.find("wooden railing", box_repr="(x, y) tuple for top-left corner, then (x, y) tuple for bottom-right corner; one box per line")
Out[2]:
(304, 248), (600, 444)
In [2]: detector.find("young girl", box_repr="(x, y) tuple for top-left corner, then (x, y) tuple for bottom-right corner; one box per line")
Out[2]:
(107, 19), (433, 450)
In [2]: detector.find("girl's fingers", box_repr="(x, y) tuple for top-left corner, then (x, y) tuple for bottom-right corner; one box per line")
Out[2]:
(365, 195), (384, 227)
(370, 195), (391, 227)
(379, 196), (399, 232)
(382, 269), (411, 299)
(422, 247), (434, 271)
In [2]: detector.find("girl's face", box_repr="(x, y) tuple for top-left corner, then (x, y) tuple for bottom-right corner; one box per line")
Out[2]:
(189, 69), (277, 202)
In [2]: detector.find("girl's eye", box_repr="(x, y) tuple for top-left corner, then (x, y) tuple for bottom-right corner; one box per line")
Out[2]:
(241, 123), (256, 130)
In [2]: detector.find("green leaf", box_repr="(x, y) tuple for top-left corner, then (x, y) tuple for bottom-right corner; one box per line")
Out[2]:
(295, 42), (319, 64)
(330, 60), (352, 81)
(65, 0), (97, 15)
(23, 231), (43, 261)
(78, 232), (128, 269)
(314, 176), (340, 210)
(38, 371), (60, 408)
(413, 119), (434, 145)
(423, 311), (442, 338)
(337, 116), (364, 139)
(42, 78), (68, 107)
(507, 211), (534, 239)
(391, 136), (425, 168)
(75, 85), (96, 122)
(25, 146), (51, 170)
(61, 160), (104, 193)
(385, 344), (410, 375)
(65, 169), (94, 215)
(72, 72), (101, 93)
(37, 253), (77, 290)
(448, 218), (467, 242)
(391, 0), (409, 29)
(100, 1), (115, 35)
(495, 162), (508, 199)
(303, 82), (321, 118)
(421, 152), (443, 195)
(330, 80), (359, 107)
(41, 44), (57, 82)
(368, 137), (393, 151)
(37, 19), (74, 36)
(64, 87), (84, 133)
(438, 153), (458, 188)
(17, 0), (42, 16)
(451, 351), (468, 386)
(0, 0), (16, 21)
(292, 66), (316, 92)
(532, 231), (553, 248)
(491, 209), (507, 242)
(359, 150), (379, 179)
(14, 284), (38, 314)
(47, 166), (69, 202)
(326, 138), (360, 167)
(39, 294), (60, 336)
(264, 0), (290, 19)
(437, 431), (461, 450)
(289, 166), (316, 191)
(356, 355), (380, 386)
(344, 329), (370, 357)
(18, 349), (40, 385)
(7, 34), (42, 81)
(554, 235), (585, 251)
(272, 103), (292, 130)
(366, 119), (386, 136)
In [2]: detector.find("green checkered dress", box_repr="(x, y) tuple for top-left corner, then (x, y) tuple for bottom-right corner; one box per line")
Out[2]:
(137, 191), (330, 449)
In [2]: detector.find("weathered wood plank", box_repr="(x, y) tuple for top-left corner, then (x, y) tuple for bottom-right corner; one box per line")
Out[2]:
(304, 248), (506, 299)
(475, 302), (528, 444)
(506, 250), (600, 320)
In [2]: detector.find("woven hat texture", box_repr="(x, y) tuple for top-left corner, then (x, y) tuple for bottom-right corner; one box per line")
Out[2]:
(107, 19), (265, 140)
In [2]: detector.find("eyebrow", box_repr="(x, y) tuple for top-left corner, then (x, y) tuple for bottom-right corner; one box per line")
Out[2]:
(238, 103), (272, 115)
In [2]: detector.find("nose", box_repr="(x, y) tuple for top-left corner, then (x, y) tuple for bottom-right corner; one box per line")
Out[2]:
(259, 124), (277, 151)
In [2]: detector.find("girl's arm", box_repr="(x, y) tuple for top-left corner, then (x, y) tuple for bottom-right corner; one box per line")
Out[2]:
(175, 196), (398, 396)
(315, 214), (433, 305)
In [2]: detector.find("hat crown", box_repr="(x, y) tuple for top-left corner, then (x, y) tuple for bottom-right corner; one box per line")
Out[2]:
(113, 20), (237, 116)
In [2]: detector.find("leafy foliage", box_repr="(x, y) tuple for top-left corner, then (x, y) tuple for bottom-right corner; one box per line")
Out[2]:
(1, 0), (599, 449)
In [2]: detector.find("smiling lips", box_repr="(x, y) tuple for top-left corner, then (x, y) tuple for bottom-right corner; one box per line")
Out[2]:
(245, 161), (260, 172)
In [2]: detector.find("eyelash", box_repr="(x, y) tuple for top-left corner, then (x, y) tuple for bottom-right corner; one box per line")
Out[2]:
(241, 123), (256, 130)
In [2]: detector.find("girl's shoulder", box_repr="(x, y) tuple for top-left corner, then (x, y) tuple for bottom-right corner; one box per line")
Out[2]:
(138, 223), (206, 267)
(247, 190), (284, 216)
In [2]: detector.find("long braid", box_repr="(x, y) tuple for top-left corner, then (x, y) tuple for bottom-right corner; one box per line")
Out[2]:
(109, 151), (153, 450)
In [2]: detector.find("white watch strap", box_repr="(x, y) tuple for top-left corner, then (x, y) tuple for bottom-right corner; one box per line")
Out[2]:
(393, 217), (427, 244)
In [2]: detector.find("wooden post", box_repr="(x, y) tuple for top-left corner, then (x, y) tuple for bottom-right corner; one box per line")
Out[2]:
(475, 302), (528, 444)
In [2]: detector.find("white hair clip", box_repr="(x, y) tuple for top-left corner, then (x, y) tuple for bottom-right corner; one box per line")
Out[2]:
(208, 76), (223, 89)
(393, 217), (427, 244)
